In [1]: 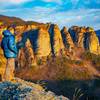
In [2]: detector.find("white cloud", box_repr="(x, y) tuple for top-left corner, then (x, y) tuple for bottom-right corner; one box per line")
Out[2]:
(24, 7), (100, 29)
(0, 0), (32, 4)
(0, 5), (100, 30)
(42, 0), (63, 4)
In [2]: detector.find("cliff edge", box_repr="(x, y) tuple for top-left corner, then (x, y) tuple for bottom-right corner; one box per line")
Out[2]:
(0, 78), (69, 100)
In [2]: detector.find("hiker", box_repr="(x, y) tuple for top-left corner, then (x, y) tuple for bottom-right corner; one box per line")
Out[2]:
(1, 25), (18, 81)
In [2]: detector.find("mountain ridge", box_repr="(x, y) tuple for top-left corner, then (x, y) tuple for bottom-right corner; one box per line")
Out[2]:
(0, 15), (42, 26)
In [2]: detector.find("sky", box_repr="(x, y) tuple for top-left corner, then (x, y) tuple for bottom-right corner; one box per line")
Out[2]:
(0, 0), (100, 30)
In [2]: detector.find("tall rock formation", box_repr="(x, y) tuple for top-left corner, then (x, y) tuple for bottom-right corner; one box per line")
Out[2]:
(48, 24), (65, 56)
(61, 26), (74, 52)
(84, 27), (100, 54)
(68, 26), (86, 48)
(77, 27), (86, 48)
(68, 26), (78, 44)
(17, 28), (51, 67)
(69, 26), (100, 54)
(35, 28), (51, 57)
(0, 21), (100, 71)
(17, 39), (36, 68)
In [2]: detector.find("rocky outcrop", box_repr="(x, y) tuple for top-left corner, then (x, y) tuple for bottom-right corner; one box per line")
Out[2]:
(48, 24), (65, 56)
(0, 23), (100, 70)
(36, 28), (51, 57)
(17, 39), (36, 68)
(17, 28), (51, 68)
(69, 26), (100, 54)
(69, 26), (86, 48)
(0, 78), (69, 100)
(61, 27), (74, 52)
(84, 27), (100, 54)
(0, 23), (99, 55)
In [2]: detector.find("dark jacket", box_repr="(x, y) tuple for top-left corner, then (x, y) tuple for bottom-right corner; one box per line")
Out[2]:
(1, 30), (18, 58)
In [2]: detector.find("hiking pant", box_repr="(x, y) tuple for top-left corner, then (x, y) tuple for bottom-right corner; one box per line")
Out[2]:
(3, 58), (15, 81)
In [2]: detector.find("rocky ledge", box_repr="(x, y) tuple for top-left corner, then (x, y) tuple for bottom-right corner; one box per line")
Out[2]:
(0, 78), (69, 100)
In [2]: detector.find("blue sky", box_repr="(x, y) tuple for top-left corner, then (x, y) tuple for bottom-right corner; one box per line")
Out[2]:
(0, 0), (100, 30)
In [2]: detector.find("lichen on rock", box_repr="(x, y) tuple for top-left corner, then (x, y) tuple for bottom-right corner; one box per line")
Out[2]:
(0, 78), (69, 100)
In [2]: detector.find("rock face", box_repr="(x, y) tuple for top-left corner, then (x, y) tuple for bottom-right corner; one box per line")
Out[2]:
(36, 28), (51, 57)
(61, 27), (74, 52)
(0, 23), (100, 70)
(69, 26), (100, 54)
(0, 24), (99, 56)
(84, 27), (100, 54)
(17, 39), (36, 68)
(17, 24), (65, 67)
(17, 28), (51, 68)
(69, 26), (86, 48)
(0, 78), (69, 100)
(48, 24), (65, 56)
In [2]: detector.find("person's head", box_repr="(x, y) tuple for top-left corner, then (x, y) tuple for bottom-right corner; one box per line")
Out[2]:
(7, 25), (16, 34)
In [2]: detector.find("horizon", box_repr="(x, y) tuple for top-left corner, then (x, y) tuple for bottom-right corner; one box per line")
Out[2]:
(0, 0), (100, 30)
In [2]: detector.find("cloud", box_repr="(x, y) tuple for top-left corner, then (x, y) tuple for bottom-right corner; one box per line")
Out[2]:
(0, 0), (32, 4)
(42, 0), (63, 4)
(0, 5), (99, 30)
(22, 7), (100, 29)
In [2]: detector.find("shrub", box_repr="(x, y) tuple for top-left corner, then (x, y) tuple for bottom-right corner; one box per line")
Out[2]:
(45, 57), (93, 80)
(82, 51), (100, 67)
(82, 51), (94, 60)
(93, 55), (100, 67)
(73, 88), (84, 100)
(37, 59), (43, 65)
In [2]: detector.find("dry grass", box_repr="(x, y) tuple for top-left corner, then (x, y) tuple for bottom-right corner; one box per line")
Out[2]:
(16, 56), (97, 81)
(82, 51), (100, 71)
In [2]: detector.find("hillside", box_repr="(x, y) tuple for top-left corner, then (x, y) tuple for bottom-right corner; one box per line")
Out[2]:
(0, 15), (42, 26)
(0, 15), (26, 25)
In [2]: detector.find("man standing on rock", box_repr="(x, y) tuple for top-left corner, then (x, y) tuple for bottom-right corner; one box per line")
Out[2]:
(1, 25), (18, 81)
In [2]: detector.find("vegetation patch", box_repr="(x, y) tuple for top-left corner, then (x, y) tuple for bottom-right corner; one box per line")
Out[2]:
(82, 51), (100, 70)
